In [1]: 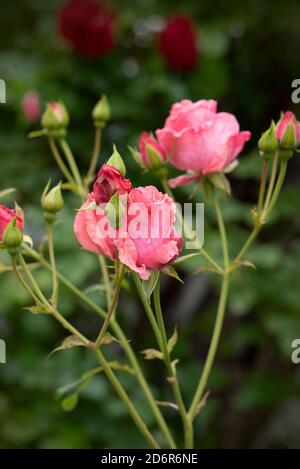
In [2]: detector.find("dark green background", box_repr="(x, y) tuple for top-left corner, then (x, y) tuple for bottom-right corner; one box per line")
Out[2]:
(0, 0), (300, 448)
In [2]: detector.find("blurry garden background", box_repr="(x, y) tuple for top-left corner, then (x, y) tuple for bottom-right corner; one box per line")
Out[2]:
(0, 0), (300, 448)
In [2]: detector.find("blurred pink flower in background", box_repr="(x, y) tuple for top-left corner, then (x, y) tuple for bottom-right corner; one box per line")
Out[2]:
(158, 16), (198, 72)
(156, 99), (251, 187)
(58, 0), (117, 59)
(21, 91), (41, 122)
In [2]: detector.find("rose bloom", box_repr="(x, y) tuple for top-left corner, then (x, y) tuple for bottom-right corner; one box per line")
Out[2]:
(158, 16), (198, 72)
(116, 186), (182, 280)
(74, 185), (182, 279)
(21, 91), (40, 122)
(93, 164), (132, 205)
(58, 0), (116, 58)
(0, 205), (24, 241)
(156, 99), (251, 187)
(276, 111), (300, 148)
(138, 132), (167, 168)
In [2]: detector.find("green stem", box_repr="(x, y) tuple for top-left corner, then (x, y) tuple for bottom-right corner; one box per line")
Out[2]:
(213, 191), (229, 269)
(264, 161), (287, 218)
(94, 348), (160, 449)
(48, 139), (77, 190)
(188, 275), (229, 418)
(132, 273), (163, 351)
(257, 159), (268, 217)
(153, 278), (193, 449)
(47, 222), (58, 306)
(85, 128), (101, 187)
(94, 263), (124, 348)
(263, 151), (279, 213)
(189, 189), (230, 419)
(162, 178), (222, 274)
(11, 256), (41, 304)
(21, 245), (176, 448)
(59, 139), (85, 197)
(98, 255), (112, 308)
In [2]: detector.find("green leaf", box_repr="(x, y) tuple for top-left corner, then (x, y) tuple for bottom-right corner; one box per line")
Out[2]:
(23, 305), (50, 315)
(61, 394), (79, 412)
(161, 266), (184, 283)
(48, 335), (85, 357)
(167, 327), (178, 354)
(174, 253), (202, 265)
(141, 348), (164, 360)
(142, 270), (160, 300)
(208, 172), (231, 196)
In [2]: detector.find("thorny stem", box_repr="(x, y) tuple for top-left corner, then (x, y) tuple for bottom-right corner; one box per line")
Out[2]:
(59, 139), (85, 199)
(48, 139), (77, 191)
(98, 255), (112, 308)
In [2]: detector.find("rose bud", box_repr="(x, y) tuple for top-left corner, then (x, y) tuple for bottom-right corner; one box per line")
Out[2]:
(156, 99), (251, 188)
(276, 111), (300, 150)
(158, 16), (198, 72)
(93, 163), (132, 205)
(21, 91), (41, 122)
(0, 205), (24, 250)
(258, 121), (279, 157)
(92, 95), (111, 129)
(138, 132), (167, 169)
(41, 181), (64, 222)
(41, 101), (69, 138)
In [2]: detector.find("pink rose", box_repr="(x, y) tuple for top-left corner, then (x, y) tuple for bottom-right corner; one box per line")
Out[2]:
(138, 132), (167, 168)
(0, 205), (24, 241)
(73, 192), (118, 259)
(93, 164), (132, 205)
(116, 186), (182, 280)
(74, 185), (182, 280)
(276, 111), (300, 149)
(21, 91), (41, 122)
(156, 99), (251, 187)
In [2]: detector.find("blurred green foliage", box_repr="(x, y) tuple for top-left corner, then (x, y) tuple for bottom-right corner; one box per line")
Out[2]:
(1, 0), (300, 449)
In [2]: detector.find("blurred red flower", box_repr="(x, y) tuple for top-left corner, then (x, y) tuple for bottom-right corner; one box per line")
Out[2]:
(158, 16), (198, 72)
(58, 0), (117, 59)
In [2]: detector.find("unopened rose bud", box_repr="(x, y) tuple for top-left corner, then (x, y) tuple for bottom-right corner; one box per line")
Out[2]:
(107, 145), (126, 176)
(258, 121), (279, 156)
(2, 218), (23, 250)
(138, 132), (167, 169)
(92, 95), (110, 128)
(41, 181), (64, 221)
(41, 101), (69, 138)
(276, 111), (300, 150)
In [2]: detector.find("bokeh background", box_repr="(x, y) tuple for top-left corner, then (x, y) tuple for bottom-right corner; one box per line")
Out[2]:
(1, 0), (300, 449)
